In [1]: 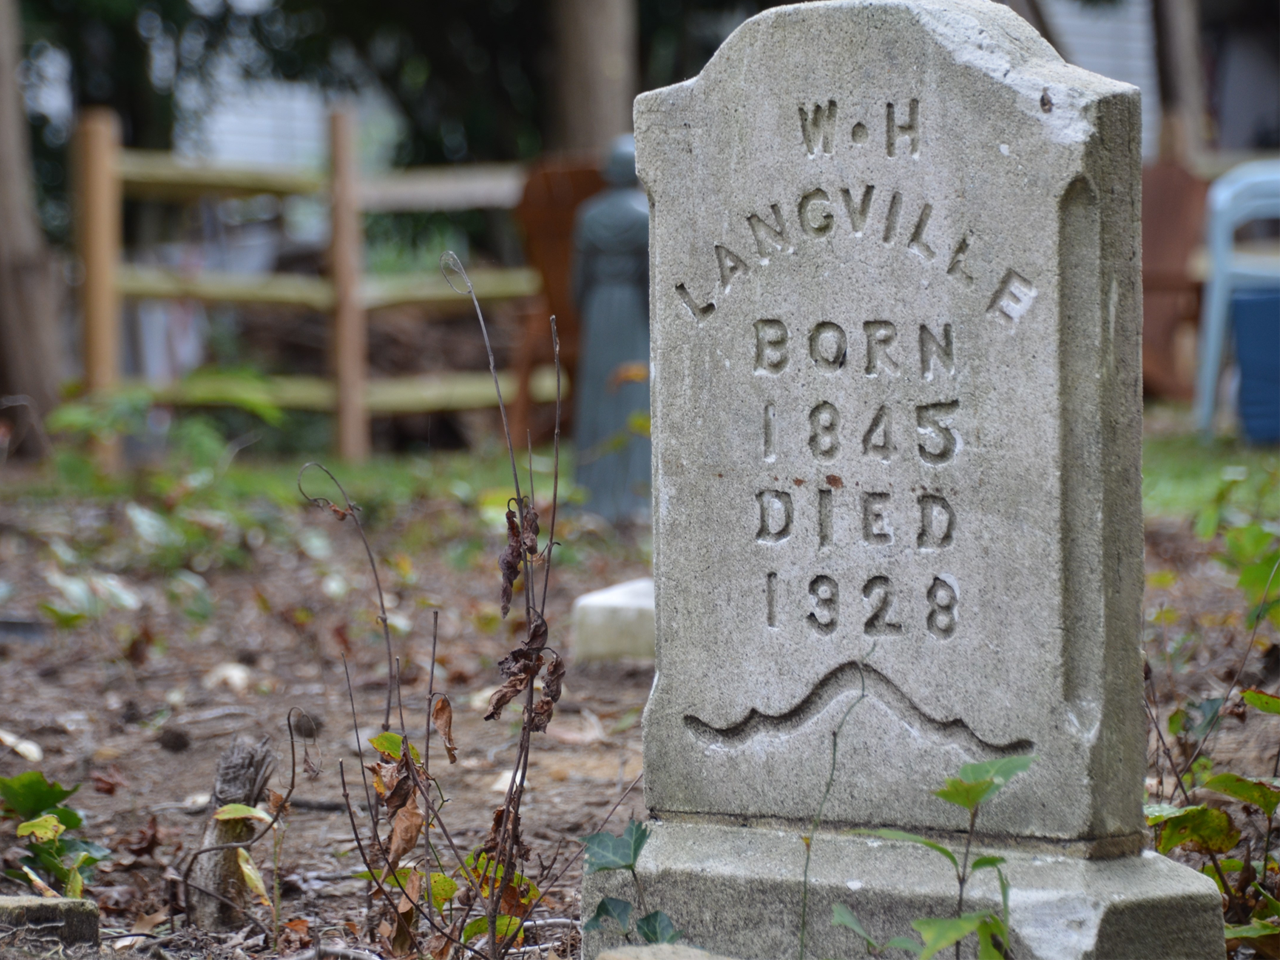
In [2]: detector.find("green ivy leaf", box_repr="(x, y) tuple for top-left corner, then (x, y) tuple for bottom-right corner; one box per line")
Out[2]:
(912, 914), (988, 960)
(635, 910), (680, 944)
(1243, 689), (1280, 716)
(581, 820), (649, 873)
(1153, 805), (1240, 855)
(367, 732), (422, 763)
(1203, 772), (1280, 817)
(970, 855), (1007, 873)
(461, 915), (521, 944)
(1225, 919), (1280, 940)
(1254, 882), (1280, 921)
(237, 848), (269, 906)
(0, 771), (78, 821)
(851, 828), (958, 870)
(832, 903), (874, 944)
(957, 755), (1036, 789)
(63, 852), (91, 899)
(16, 815), (64, 843)
(934, 777), (997, 812)
(213, 803), (272, 823)
(583, 897), (632, 933)
(1144, 802), (1186, 824)
(430, 872), (458, 910)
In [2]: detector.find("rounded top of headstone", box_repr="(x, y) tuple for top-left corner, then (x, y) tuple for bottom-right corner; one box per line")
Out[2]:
(602, 134), (638, 187)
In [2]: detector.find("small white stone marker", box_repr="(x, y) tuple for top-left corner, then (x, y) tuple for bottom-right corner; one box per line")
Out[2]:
(571, 577), (655, 662)
(584, 1), (1222, 957)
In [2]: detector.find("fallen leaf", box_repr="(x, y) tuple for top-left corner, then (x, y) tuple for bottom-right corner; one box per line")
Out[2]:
(91, 767), (127, 796)
(432, 697), (457, 764)
(123, 624), (155, 666)
(21, 865), (58, 898)
(122, 816), (159, 857)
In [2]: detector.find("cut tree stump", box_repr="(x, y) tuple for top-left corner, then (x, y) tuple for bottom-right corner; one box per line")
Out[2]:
(188, 736), (274, 931)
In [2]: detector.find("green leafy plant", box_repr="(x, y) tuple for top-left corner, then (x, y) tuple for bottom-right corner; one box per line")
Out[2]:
(1144, 463), (1280, 957)
(581, 820), (681, 945)
(836, 755), (1036, 959)
(0, 771), (109, 897)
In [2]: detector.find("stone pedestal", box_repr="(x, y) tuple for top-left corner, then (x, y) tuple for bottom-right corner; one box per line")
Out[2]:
(0, 895), (100, 948)
(585, 823), (1223, 959)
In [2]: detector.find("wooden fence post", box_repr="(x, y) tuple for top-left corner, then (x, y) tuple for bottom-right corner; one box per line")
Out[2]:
(329, 107), (369, 462)
(74, 107), (122, 469)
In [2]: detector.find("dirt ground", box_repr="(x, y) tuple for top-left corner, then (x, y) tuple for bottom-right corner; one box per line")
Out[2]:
(0, 489), (650, 958)
(0, 487), (1275, 958)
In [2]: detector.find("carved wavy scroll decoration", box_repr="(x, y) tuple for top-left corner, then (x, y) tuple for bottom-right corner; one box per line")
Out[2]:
(683, 659), (1034, 756)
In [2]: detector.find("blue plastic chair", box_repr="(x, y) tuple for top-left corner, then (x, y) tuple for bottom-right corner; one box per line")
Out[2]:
(1193, 159), (1280, 436)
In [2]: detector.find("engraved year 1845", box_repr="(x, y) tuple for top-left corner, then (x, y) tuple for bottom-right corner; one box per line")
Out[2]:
(752, 314), (962, 642)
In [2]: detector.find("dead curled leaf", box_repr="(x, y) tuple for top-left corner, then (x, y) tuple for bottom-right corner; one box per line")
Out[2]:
(543, 656), (565, 703)
(485, 655), (543, 722)
(529, 697), (554, 733)
(383, 772), (414, 817)
(382, 795), (426, 877)
(525, 611), (548, 651)
(499, 509), (521, 618)
(521, 505), (539, 557)
(432, 697), (457, 764)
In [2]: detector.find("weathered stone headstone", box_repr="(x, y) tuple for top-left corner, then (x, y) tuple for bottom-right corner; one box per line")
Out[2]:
(571, 577), (656, 661)
(585, 1), (1223, 956)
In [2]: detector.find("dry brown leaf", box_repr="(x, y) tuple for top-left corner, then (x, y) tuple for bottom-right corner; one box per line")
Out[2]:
(382, 796), (425, 876)
(521, 504), (539, 557)
(131, 909), (168, 935)
(267, 789), (289, 818)
(525, 611), (548, 651)
(529, 697), (554, 733)
(499, 508), (521, 617)
(485, 655), (542, 722)
(543, 656), (566, 703)
(91, 766), (127, 796)
(383, 773), (414, 817)
(432, 697), (457, 764)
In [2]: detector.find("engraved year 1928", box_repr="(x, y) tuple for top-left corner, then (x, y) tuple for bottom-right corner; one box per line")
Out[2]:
(763, 571), (959, 639)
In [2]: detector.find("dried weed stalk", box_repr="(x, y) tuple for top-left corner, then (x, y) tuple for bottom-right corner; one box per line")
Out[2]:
(287, 254), (593, 959)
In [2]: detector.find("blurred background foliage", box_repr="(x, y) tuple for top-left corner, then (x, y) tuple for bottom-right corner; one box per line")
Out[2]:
(18, 0), (782, 247)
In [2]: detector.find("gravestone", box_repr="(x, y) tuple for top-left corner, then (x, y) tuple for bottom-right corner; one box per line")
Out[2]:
(571, 577), (656, 661)
(584, 1), (1223, 957)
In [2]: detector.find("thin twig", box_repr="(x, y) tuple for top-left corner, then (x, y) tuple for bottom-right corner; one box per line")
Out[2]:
(298, 461), (397, 731)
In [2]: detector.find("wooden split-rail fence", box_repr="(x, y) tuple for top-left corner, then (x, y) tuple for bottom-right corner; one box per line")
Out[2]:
(74, 106), (561, 463)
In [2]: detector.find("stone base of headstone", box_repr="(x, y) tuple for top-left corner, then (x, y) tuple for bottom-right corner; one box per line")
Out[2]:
(0, 896), (100, 948)
(571, 578), (655, 662)
(600, 946), (738, 960)
(583, 823), (1223, 960)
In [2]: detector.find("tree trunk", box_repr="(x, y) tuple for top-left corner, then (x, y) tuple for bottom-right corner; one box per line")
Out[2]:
(190, 737), (275, 931)
(1152, 0), (1207, 164)
(551, 0), (637, 152)
(0, 0), (61, 452)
